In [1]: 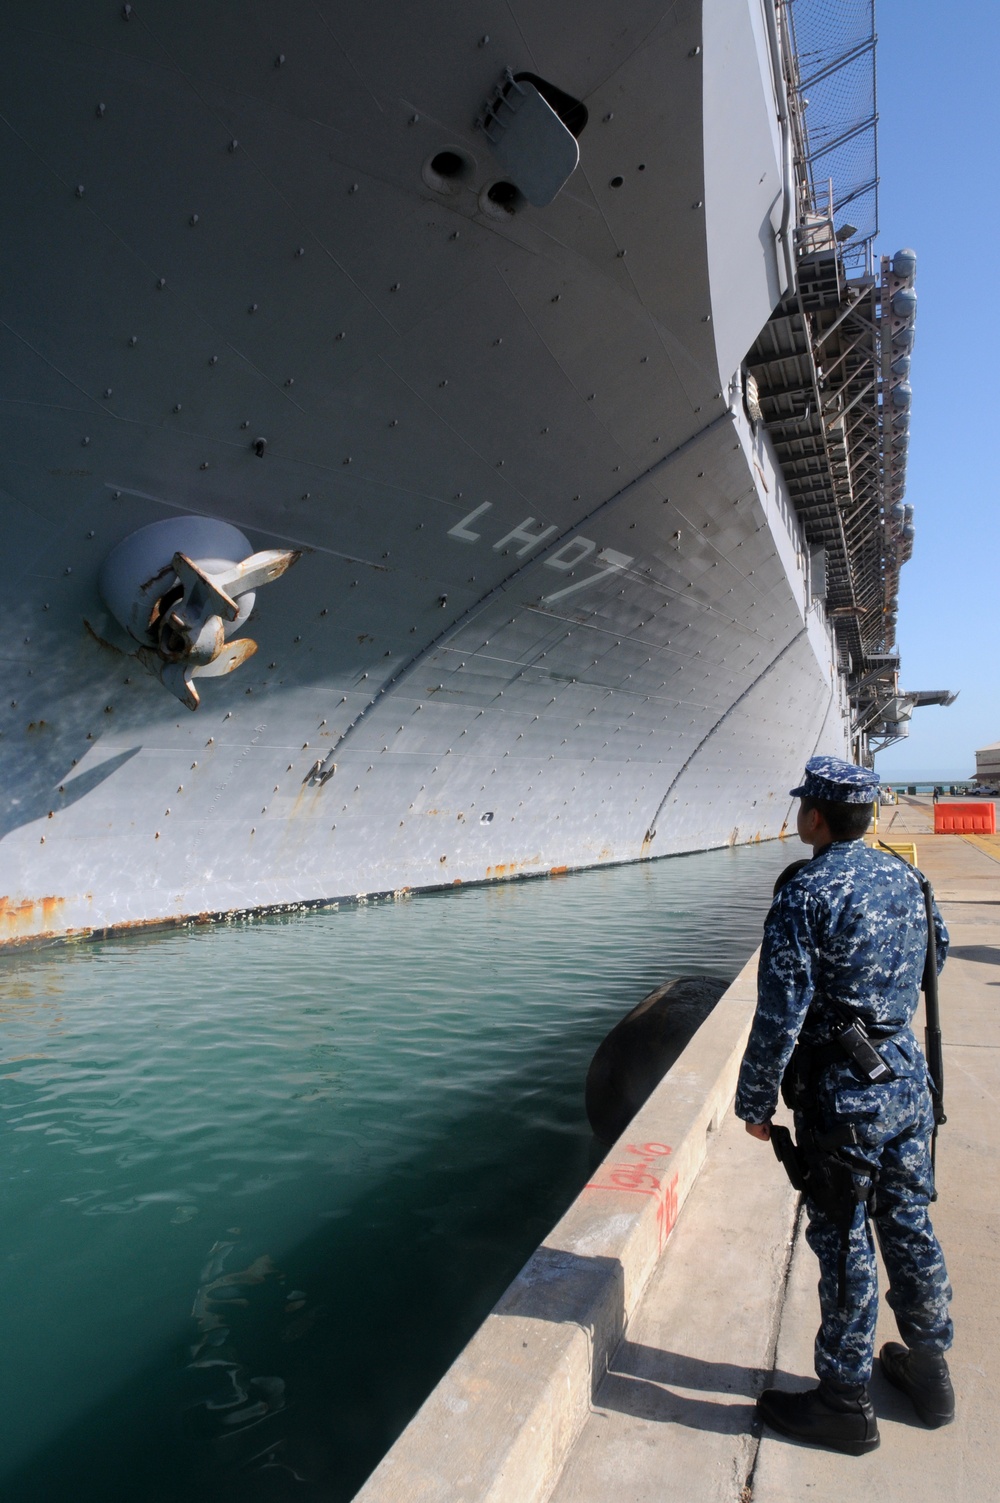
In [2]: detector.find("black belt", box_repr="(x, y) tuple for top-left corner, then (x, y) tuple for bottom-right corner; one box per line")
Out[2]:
(802, 1038), (855, 1071)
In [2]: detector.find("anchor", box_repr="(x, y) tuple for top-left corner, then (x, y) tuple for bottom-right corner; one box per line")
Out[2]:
(98, 516), (299, 710)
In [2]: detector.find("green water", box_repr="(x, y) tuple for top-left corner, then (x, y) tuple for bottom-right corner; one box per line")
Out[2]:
(0, 842), (796, 1502)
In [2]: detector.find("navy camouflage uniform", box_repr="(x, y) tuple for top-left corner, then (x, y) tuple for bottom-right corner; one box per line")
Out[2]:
(736, 765), (953, 1389)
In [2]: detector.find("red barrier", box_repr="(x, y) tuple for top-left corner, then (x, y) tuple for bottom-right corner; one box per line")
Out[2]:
(934, 802), (996, 835)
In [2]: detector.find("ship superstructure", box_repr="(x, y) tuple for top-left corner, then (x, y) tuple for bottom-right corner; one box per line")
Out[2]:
(0, 0), (927, 946)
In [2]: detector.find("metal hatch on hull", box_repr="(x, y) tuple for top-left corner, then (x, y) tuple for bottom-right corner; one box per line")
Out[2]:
(476, 70), (586, 207)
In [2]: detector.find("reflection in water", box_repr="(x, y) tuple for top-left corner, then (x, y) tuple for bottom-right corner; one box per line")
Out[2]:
(0, 840), (795, 1501)
(187, 1243), (290, 1476)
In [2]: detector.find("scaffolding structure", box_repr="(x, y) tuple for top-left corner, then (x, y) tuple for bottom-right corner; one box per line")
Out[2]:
(745, 1), (952, 759)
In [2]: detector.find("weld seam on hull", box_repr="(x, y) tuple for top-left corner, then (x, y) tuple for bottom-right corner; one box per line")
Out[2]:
(643, 624), (810, 842)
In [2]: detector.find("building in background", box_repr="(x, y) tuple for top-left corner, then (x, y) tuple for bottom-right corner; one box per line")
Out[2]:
(974, 741), (1000, 787)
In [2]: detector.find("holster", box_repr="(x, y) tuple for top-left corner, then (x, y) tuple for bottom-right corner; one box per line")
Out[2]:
(769, 1124), (807, 1192)
(769, 1119), (877, 1309)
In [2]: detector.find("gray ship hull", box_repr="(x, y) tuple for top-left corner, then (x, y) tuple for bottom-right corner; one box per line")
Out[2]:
(1, 0), (847, 946)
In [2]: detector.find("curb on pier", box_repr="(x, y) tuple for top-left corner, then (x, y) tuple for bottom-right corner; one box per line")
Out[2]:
(354, 949), (761, 1503)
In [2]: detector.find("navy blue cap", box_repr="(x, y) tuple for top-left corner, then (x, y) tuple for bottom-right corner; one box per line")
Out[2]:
(790, 755), (880, 805)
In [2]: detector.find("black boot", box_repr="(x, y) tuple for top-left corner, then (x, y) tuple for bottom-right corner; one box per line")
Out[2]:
(879, 1342), (955, 1427)
(757, 1380), (880, 1455)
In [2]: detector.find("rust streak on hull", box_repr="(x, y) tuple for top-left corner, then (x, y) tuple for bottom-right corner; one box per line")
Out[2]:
(0, 894), (67, 942)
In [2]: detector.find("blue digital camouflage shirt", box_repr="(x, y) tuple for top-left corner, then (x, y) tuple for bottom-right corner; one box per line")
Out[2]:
(735, 840), (948, 1124)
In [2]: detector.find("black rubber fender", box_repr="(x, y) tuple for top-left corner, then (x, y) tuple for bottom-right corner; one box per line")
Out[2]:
(585, 976), (730, 1145)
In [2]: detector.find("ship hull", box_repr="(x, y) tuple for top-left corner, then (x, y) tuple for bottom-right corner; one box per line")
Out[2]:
(1, 0), (847, 946)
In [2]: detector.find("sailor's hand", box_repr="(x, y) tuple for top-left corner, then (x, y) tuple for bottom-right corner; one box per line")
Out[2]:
(745, 1120), (772, 1142)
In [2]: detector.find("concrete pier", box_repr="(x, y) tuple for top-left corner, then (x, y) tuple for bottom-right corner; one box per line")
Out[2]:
(357, 798), (1000, 1502)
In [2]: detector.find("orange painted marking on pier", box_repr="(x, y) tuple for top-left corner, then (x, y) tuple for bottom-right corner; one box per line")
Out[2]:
(585, 1142), (679, 1251)
(657, 1174), (680, 1249)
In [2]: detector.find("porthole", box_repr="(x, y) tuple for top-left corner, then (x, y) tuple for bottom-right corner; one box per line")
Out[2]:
(479, 180), (526, 218)
(422, 147), (476, 195)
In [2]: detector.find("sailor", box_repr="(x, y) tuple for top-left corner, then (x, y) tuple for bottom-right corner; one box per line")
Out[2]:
(735, 755), (954, 1454)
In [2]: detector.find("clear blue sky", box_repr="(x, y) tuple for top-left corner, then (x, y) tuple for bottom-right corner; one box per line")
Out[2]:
(872, 1), (1000, 780)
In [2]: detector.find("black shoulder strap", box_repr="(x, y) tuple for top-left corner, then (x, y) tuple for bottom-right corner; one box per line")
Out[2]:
(877, 842), (947, 1165)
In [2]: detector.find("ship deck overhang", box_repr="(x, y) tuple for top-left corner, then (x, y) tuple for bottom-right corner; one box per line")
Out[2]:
(744, 0), (951, 763)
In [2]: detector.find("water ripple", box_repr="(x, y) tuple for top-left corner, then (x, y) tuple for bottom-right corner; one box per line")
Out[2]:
(0, 841), (793, 1502)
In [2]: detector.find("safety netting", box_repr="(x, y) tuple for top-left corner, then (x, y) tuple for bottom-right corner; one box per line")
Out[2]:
(784, 0), (878, 270)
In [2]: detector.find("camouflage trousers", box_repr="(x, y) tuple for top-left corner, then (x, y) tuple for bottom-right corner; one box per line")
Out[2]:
(798, 1058), (953, 1388)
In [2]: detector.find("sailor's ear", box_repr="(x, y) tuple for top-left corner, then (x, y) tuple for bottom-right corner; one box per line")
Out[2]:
(799, 803), (821, 834)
